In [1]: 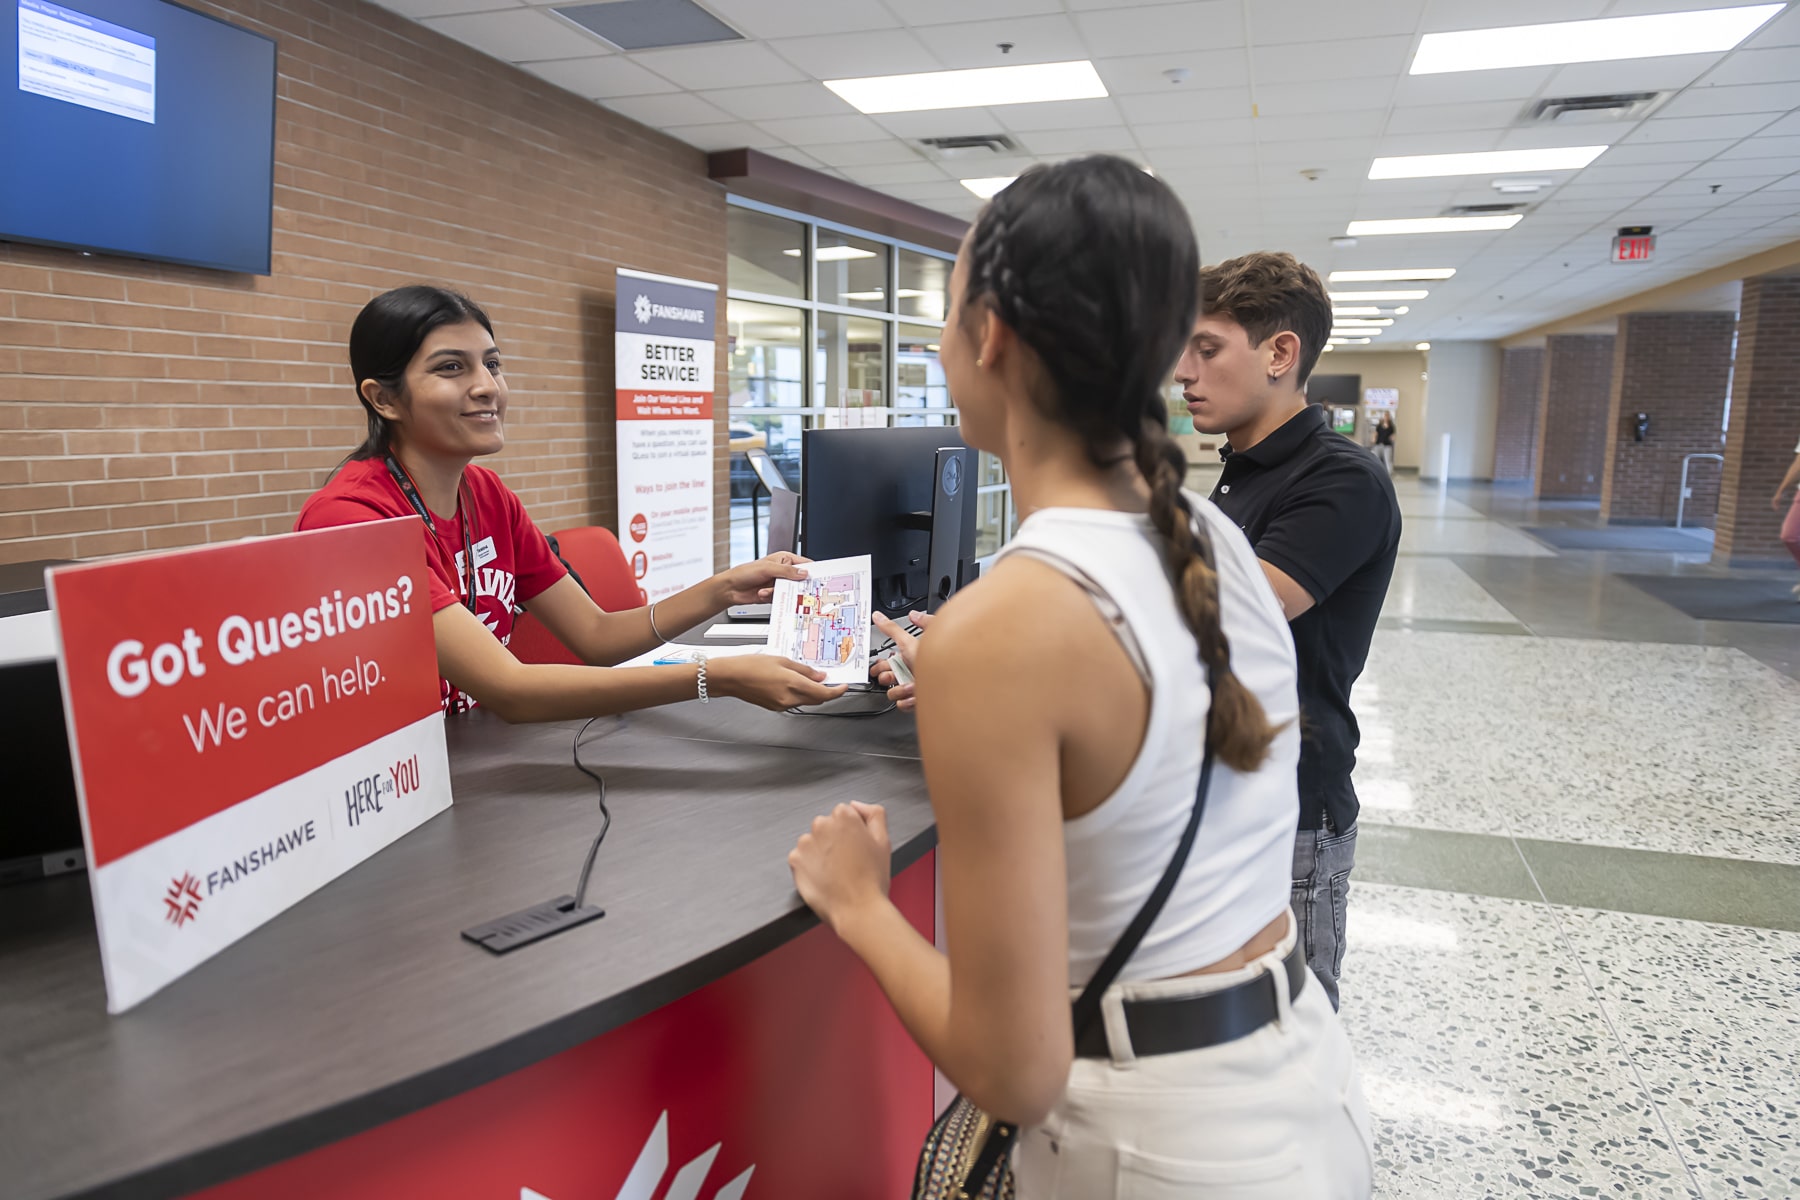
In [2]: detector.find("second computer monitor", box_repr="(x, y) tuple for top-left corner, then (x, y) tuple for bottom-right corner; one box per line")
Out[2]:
(800, 426), (981, 621)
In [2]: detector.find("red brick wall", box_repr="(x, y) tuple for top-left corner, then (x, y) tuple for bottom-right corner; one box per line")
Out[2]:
(1599, 312), (1733, 525)
(0, 0), (729, 568)
(1716, 273), (1800, 563)
(1534, 333), (1616, 499)
(1494, 346), (1543, 481)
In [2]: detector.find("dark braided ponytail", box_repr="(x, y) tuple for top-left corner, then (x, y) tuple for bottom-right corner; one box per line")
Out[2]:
(963, 157), (1277, 772)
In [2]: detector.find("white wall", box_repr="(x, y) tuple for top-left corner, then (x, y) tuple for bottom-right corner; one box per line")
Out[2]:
(1420, 340), (1502, 481)
(1328, 351), (1430, 470)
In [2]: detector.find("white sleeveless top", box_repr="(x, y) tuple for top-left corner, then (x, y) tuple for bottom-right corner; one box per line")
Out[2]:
(996, 493), (1301, 984)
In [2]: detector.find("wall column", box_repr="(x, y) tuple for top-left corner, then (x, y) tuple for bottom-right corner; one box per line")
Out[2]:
(1599, 312), (1734, 525)
(1494, 346), (1544, 482)
(1534, 333), (1616, 500)
(1716, 272), (1800, 563)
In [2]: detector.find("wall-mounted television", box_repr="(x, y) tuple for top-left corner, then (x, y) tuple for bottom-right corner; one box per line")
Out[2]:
(1, 0), (276, 274)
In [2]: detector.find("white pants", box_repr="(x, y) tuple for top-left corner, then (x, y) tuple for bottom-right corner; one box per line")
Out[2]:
(1373, 444), (1394, 475)
(1015, 917), (1374, 1199)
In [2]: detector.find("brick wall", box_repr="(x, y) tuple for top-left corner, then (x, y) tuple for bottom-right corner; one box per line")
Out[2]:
(1494, 346), (1543, 481)
(0, 0), (728, 568)
(1534, 333), (1616, 499)
(1716, 273), (1800, 563)
(1599, 312), (1733, 525)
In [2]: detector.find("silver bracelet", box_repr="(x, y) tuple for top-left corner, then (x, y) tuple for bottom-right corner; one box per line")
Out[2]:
(695, 657), (709, 704)
(648, 600), (665, 643)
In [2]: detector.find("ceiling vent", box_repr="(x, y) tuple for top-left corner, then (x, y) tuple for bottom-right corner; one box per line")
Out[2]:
(916, 134), (1020, 158)
(553, 0), (741, 51)
(1526, 91), (1665, 124)
(1444, 202), (1529, 216)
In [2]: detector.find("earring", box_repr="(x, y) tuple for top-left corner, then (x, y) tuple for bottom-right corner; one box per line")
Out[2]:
(977, 358), (985, 368)
(1267, 374), (1278, 385)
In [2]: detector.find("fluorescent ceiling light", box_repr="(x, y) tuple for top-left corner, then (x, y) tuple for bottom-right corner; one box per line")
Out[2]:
(1333, 307), (1383, 316)
(1329, 269), (1455, 282)
(840, 290), (886, 300)
(1369, 147), (1605, 180)
(1329, 337), (1372, 345)
(784, 246), (878, 261)
(1347, 216), (1522, 235)
(1410, 5), (1782, 74)
(825, 60), (1107, 115)
(1416, 342), (1432, 350)
(1333, 318), (1394, 326)
(1395, 306), (1410, 315)
(1332, 290), (1429, 301)
(961, 177), (1016, 199)
(1332, 328), (1384, 337)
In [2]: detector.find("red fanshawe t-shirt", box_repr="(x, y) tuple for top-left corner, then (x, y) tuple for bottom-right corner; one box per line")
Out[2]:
(296, 457), (566, 711)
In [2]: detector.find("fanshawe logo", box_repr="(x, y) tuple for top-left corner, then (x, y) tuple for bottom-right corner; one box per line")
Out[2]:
(632, 293), (708, 326)
(163, 872), (203, 927)
(521, 1111), (753, 1200)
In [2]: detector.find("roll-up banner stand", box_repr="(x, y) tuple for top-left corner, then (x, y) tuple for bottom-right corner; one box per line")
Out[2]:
(47, 519), (451, 1012)
(615, 268), (718, 604)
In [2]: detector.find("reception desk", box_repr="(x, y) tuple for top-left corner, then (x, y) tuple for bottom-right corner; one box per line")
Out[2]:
(0, 698), (937, 1199)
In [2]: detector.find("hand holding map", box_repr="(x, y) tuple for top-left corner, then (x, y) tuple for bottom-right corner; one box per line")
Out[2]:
(766, 555), (872, 686)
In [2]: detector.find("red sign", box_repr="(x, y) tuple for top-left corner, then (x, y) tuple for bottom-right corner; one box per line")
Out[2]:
(1612, 234), (1655, 262)
(192, 856), (939, 1200)
(49, 519), (451, 1011)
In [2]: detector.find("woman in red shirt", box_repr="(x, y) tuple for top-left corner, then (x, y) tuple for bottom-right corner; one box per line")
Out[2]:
(297, 285), (844, 718)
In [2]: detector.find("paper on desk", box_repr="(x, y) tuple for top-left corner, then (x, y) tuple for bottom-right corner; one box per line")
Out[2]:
(765, 554), (871, 686)
(706, 622), (769, 638)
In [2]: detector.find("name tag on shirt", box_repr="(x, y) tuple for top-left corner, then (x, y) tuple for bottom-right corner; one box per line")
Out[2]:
(471, 536), (498, 568)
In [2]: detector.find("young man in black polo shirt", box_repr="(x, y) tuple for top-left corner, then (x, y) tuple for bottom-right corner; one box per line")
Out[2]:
(1175, 251), (1400, 1010)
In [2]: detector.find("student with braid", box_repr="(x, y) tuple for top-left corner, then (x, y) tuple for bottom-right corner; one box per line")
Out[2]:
(787, 157), (1372, 1197)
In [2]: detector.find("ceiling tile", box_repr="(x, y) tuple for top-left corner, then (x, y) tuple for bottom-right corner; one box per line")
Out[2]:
(839, 161), (955, 186)
(1626, 113), (1783, 144)
(603, 92), (734, 126)
(1373, 130), (1510, 157)
(371, 0), (522, 20)
(900, 0), (1065, 23)
(1117, 88), (1251, 124)
(661, 122), (783, 152)
(993, 97), (1124, 132)
(631, 42), (806, 89)
(521, 55), (678, 97)
(1704, 46), (1800, 86)
(1541, 53), (1726, 97)
(422, 9), (607, 62)
(1143, 142), (1259, 168)
(1713, 133), (1800, 160)
(1745, 2), (1800, 47)
(1683, 158), (1797, 182)
(1133, 117), (1256, 147)
(1094, 51), (1250, 95)
(693, 83), (856, 122)
(1753, 110), (1800, 138)
(761, 145), (830, 171)
(699, 0), (899, 40)
(1389, 67), (1554, 109)
(1257, 110), (1388, 143)
(800, 140), (931, 168)
(1420, 0), (1606, 32)
(910, 15), (1087, 69)
(1495, 122), (1640, 150)
(767, 30), (942, 78)
(1656, 82), (1800, 119)
(1022, 125), (1141, 153)
(1382, 100), (1522, 135)
(1248, 0), (1426, 44)
(1071, 2), (1247, 56)
(752, 114), (890, 144)
(1578, 162), (1694, 184)
(870, 108), (1006, 139)
(1594, 138), (1739, 165)
(1251, 37), (1414, 85)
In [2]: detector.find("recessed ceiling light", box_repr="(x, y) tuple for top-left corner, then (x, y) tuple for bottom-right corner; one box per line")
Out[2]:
(1347, 216), (1522, 235)
(1416, 342), (1432, 350)
(1331, 290), (1429, 301)
(961, 177), (1016, 199)
(1395, 306), (1410, 315)
(825, 60), (1108, 115)
(1369, 147), (1606, 179)
(784, 246), (878, 261)
(1410, 5), (1782, 74)
(1492, 178), (1554, 195)
(1329, 269), (1456, 282)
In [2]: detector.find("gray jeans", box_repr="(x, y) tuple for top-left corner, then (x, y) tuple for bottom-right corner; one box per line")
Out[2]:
(1291, 823), (1358, 1011)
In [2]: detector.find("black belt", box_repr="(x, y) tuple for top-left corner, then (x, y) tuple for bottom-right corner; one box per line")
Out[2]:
(1074, 942), (1309, 1059)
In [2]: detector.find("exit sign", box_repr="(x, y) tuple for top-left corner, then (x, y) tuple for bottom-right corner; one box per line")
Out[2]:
(1612, 226), (1655, 263)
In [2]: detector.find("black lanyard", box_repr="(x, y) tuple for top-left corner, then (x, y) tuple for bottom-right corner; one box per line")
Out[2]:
(385, 455), (477, 616)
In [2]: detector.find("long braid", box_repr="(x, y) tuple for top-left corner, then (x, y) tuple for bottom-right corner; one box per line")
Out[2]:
(1133, 415), (1277, 772)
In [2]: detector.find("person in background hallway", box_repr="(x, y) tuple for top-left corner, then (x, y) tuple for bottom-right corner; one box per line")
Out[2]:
(1776, 436), (1800, 600)
(1174, 251), (1401, 1010)
(1373, 413), (1396, 476)
(788, 158), (1373, 1198)
(296, 285), (845, 719)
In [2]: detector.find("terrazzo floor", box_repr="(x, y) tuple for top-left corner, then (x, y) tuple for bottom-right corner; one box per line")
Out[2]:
(1342, 478), (1799, 1200)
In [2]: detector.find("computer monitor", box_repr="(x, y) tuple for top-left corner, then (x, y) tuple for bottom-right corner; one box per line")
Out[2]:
(0, 562), (85, 886)
(801, 427), (981, 621)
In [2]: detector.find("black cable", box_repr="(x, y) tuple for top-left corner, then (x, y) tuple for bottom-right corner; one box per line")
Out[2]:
(570, 717), (611, 911)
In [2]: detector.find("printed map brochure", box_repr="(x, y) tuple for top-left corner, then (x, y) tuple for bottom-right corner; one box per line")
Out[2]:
(766, 555), (871, 686)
